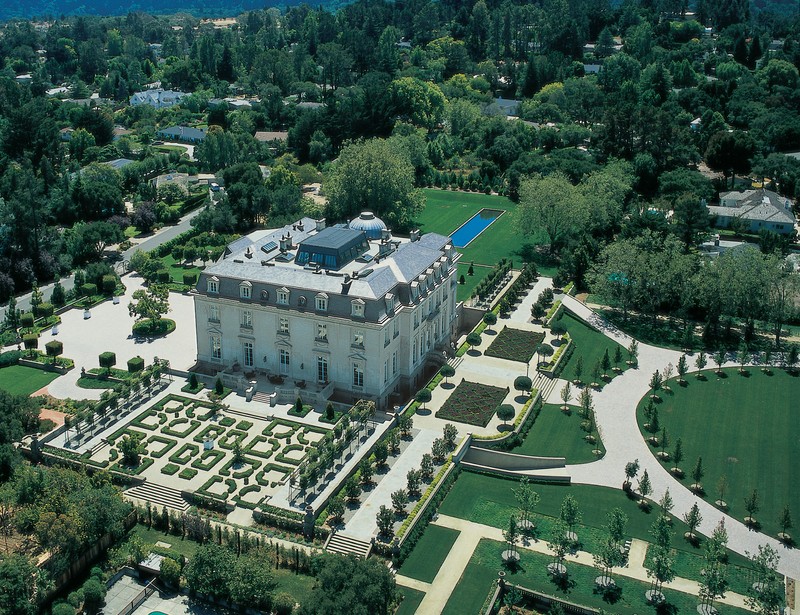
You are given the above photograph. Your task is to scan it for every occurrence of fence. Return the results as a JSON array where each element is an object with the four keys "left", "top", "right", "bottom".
[{"left": 117, "top": 579, "right": 157, "bottom": 615}]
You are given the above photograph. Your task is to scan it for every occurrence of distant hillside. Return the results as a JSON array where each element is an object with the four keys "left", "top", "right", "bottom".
[{"left": 0, "top": 0, "right": 294, "bottom": 21}]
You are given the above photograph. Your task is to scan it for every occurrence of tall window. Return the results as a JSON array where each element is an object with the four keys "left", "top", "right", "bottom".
[
  {"left": 392, "top": 350, "right": 397, "bottom": 375},
  {"left": 209, "top": 305, "right": 220, "bottom": 322},
  {"left": 243, "top": 341, "right": 254, "bottom": 367},
  {"left": 384, "top": 329, "right": 390, "bottom": 346},
  {"left": 317, "top": 356, "right": 328, "bottom": 383},
  {"left": 279, "top": 349, "right": 290, "bottom": 373},
  {"left": 353, "top": 363, "right": 364, "bottom": 387},
  {"left": 240, "top": 284, "right": 252, "bottom": 299},
  {"left": 315, "top": 295, "right": 328, "bottom": 311},
  {"left": 414, "top": 309, "right": 419, "bottom": 329},
  {"left": 207, "top": 279, "right": 218, "bottom": 293},
  {"left": 413, "top": 338, "right": 418, "bottom": 363},
  {"left": 316, "top": 323, "right": 327, "bottom": 340},
  {"left": 211, "top": 336, "right": 221, "bottom": 359},
  {"left": 384, "top": 359, "right": 389, "bottom": 383},
  {"left": 279, "top": 317, "right": 289, "bottom": 334},
  {"left": 241, "top": 310, "right": 252, "bottom": 328},
  {"left": 393, "top": 320, "right": 399, "bottom": 338},
  {"left": 277, "top": 289, "right": 289, "bottom": 305}
]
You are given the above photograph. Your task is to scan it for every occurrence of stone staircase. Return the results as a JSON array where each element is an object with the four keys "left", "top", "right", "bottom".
[
  {"left": 325, "top": 531, "right": 373, "bottom": 558},
  {"left": 126, "top": 482, "right": 190, "bottom": 512},
  {"left": 252, "top": 391, "right": 274, "bottom": 405}
]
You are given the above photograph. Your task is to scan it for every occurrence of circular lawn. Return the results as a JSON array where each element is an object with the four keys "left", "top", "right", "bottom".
[{"left": 636, "top": 367, "right": 799, "bottom": 539}]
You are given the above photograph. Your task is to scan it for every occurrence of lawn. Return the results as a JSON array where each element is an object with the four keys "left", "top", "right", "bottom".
[
  {"left": 485, "top": 327, "right": 545, "bottom": 363},
  {"left": 515, "top": 404, "right": 604, "bottom": 464},
  {"left": 161, "top": 254, "right": 203, "bottom": 286},
  {"left": 0, "top": 365, "right": 59, "bottom": 396},
  {"left": 419, "top": 189, "right": 544, "bottom": 267},
  {"left": 456, "top": 262, "right": 491, "bottom": 302},
  {"left": 398, "top": 525, "right": 460, "bottom": 583},
  {"left": 396, "top": 586, "right": 426, "bottom": 615},
  {"left": 443, "top": 539, "right": 753, "bottom": 615},
  {"left": 557, "top": 310, "right": 629, "bottom": 383},
  {"left": 436, "top": 381, "right": 510, "bottom": 427},
  {"left": 637, "top": 367, "right": 800, "bottom": 538}
]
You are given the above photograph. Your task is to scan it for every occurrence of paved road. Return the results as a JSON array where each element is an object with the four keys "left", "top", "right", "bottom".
[{"left": 1, "top": 207, "right": 203, "bottom": 320}]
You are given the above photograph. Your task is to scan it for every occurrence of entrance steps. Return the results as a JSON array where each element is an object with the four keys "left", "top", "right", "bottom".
[
  {"left": 126, "top": 482, "right": 190, "bottom": 512},
  {"left": 325, "top": 531, "right": 373, "bottom": 559}
]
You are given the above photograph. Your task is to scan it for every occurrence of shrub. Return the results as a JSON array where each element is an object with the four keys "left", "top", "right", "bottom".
[
  {"left": 23, "top": 333, "right": 38, "bottom": 352},
  {"left": 132, "top": 318, "right": 176, "bottom": 337},
  {"left": 37, "top": 302, "right": 54, "bottom": 318},
  {"left": 99, "top": 352, "right": 116, "bottom": 370},
  {"left": 82, "top": 577, "right": 105, "bottom": 614},
  {"left": 157, "top": 269, "right": 170, "bottom": 283},
  {"left": 161, "top": 463, "right": 180, "bottom": 475},
  {"left": 326, "top": 402, "right": 335, "bottom": 421},
  {"left": 183, "top": 272, "right": 197, "bottom": 286},
  {"left": 51, "top": 602, "right": 74, "bottom": 615},
  {"left": 127, "top": 356, "right": 145, "bottom": 373},
  {"left": 101, "top": 275, "right": 116, "bottom": 294},
  {"left": 189, "top": 372, "right": 198, "bottom": 389},
  {"left": 81, "top": 283, "right": 98, "bottom": 297},
  {"left": 273, "top": 592, "right": 295, "bottom": 615},
  {"left": 20, "top": 312, "right": 34, "bottom": 329},
  {"left": 215, "top": 378, "right": 224, "bottom": 395},
  {"left": 45, "top": 340, "right": 63, "bottom": 362},
  {"left": 0, "top": 350, "right": 21, "bottom": 367},
  {"left": 160, "top": 556, "right": 181, "bottom": 588}
]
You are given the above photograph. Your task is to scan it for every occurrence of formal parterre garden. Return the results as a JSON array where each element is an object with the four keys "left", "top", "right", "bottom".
[
  {"left": 68, "top": 394, "right": 329, "bottom": 508},
  {"left": 484, "top": 327, "right": 545, "bottom": 363},
  {"left": 435, "top": 381, "right": 510, "bottom": 427},
  {"left": 636, "top": 367, "right": 800, "bottom": 539}
]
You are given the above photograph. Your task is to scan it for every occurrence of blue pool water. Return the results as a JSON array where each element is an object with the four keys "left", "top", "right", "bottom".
[{"left": 449, "top": 208, "right": 504, "bottom": 248}]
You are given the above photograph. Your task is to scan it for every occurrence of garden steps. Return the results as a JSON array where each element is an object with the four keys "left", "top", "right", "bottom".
[
  {"left": 251, "top": 391, "right": 274, "bottom": 405},
  {"left": 324, "top": 531, "right": 373, "bottom": 558},
  {"left": 126, "top": 482, "right": 190, "bottom": 512},
  {"left": 223, "top": 404, "right": 274, "bottom": 422}
]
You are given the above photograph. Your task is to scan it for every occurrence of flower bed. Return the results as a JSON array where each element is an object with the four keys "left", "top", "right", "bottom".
[
  {"left": 485, "top": 327, "right": 545, "bottom": 363},
  {"left": 191, "top": 449, "right": 226, "bottom": 471},
  {"left": 436, "top": 381, "right": 509, "bottom": 427}
]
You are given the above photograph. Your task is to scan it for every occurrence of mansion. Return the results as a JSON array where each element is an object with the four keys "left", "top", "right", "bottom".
[{"left": 194, "top": 213, "right": 461, "bottom": 409}]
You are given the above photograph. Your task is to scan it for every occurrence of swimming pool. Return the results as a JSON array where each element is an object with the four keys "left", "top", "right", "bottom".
[{"left": 449, "top": 208, "right": 504, "bottom": 248}]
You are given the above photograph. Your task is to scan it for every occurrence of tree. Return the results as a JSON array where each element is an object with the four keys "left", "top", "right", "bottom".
[
  {"left": 325, "top": 139, "right": 424, "bottom": 231},
  {"left": 439, "top": 364, "right": 455, "bottom": 385},
  {"left": 649, "top": 370, "right": 662, "bottom": 398},
  {"left": 590, "top": 360, "right": 602, "bottom": 387},
  {"left": 691, "top": 457, "right": 705, "bottom": 491},
  {"left": 538, "top": 343, "right": 554, "bottom": 369},
  {"left": 503, "top": 515, "right": 519, "bottom": 562},
  {"left": 420, "top": 454, "right": 434, "bottom": 482},
  {"left": 0, "top": 554, "right": 52, "bottom": 615},
  {"left": 128, "top": 284, "right": 170, "bottom": 333},
  {"left": 659, "top": 427, "right": 670, "bottom": 459},
  {"left": 466, "top": 331, "right": 482, "bottom": 350},
  {"left": 514, "top": 376, "right": 532, "bottom": 395},
  {"left": 406, "top": 469, "right": 421, "bottom": 496},
  {"left": 184, "top": 543, "right": 234, "bottom": 600},
  {"left": 483, "top": 311, "right": 497, "bottom": 332},
  {"left": 548, "top": 519, "right": 572, "bottom": 575},
  {"left": 672, "top": 438, "right": 684, "bottom": 475},
  {"left": 560, "top": 382, "right": 572, "bottom": 411},
  {"left": 638, "top": 470, "right": 652, "bottom": 507},
  {"left": 682, "top": 503, "right": 703, "bottom": 544},
  {"left": 677, "top": 355, "right": 688, "bottom": 383},
  {"left": 517, "top": 172, "right": 586, "bottom": 255},
  {"left": 607, "top": 508, "right": 628, "bottom": 548},
  {"left": 624, "top": 459, "right": 640, "bottom": 491},
  {"left": 432, "top": 438, "right": 447, "bottom": 462},
  {"left": 659, "top": 490, "right": 674, "bottom": 521},
  {"left": 376, "top": 505, "right": 395, "bottom": 538},
  {"left": 647, "top": 546, "right": 675, "bottom": 602},
  {"left": 388, "top": 77, "right": 446, "bottom": 130},
  {"left": 300, "top": 553, "right": 397, "bottom": 615},
  {"left": 745, "top": 489, "right": 760, "bottom": 527},
  {"left": 118, "top": 432, "right": 145, "bottom": 466},
  {"left": 414, "top": 388, "right": 431, "bottom": 410},
  {"left": 628, "top": 340, "right": 638, "bottom": 365},
  {"left": 713, "top": 350, "right": 726, "bottom": 373},
  {"left": 613, "top": 346, "right": 623, "bottom": 370},
  {"left": 514, "top": 477, "right": 540, "bottom": 533},
  {"left": 3, "top": 297, "right": 19, "bottom": 333},
  {"left": 67, "top": 221, "right": 125, "bottom": 264},
  {"left": 716, "top": 475, "right": 729, "bottom": 507},
  {"left": 746, "top": 544, "right": 784, "bottom": 615},
  {"left": 359, "top": 458, "right": 373, "bottom": 484},
  {"left": 391, "top": 489, "right": 409, "bottom": 514},
  {"left": 443, "top": 424, "right": 458, "bottom": 449},
  {"left": 594, "top": 535, "right": 624, "bottom": 587},
  {"left": 573, "top": 355, "right": 584, "bottom": 384},
  {"left": 673, "top": 193, "right": 711, "bottom": 247},
  {"left": 705, "top": 130, "right": 757, "bottom": 189},
  {"left": 559, "top": 495, "right": 582, "bottom": 535},
  {"left": 778, "top": 505, "right": 792, "bottom": 542},
  {"left": 45, "top": 340, "right": 63, "bottom": 365},
  {"left": 374, "top": 441, "right": 389, "bottom": 467},
  {"left": 695, "top": 351, "right": 707, "bottom": 375},
  {"left": 496, "top": 404, "right": 515, "bottom": 427},
  {"left": 344, "top": 478, "right": 361, "bottom": 502}
]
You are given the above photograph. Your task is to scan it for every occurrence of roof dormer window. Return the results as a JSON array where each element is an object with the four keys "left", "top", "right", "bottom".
[
  {"left": 240, "top": 280, "right": 252, "bottom": 299},
  {"left": 207, "top": 276, "right": 219, "bottom": 294}
]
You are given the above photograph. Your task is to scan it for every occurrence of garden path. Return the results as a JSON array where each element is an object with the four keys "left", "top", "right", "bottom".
[
  {"left": 507, "top": 277, "right": 554, "bottom": 324},
  {"left": 559, "top": 295, "right": 800, "bottom": 581},
  {"left": 401, "top": 514, "right": 752, "bottom": 614}
]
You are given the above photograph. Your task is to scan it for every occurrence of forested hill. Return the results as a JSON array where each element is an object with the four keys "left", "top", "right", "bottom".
[{"left": 0, "top": 0, "right": 310, "bottom": 21}]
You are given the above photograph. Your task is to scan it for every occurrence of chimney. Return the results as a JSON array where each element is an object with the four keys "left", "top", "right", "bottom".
[
  {"left": 378, "top": 240, "right": 393, "bottom": 257},
  {"left": 316, "top": 218, "right": 326, "bottom": 232},
  {"left": 381, "top": 228, "right": 391, "bottom": 241},
  {"left": 279, "top": 233, "right": 293, "bottom": 252},
  {"left": 297, "top": 222, "right": 304, "bottom": 231},
  {"left": 410, "top": 229, "right": 420, "bottom": 242}
]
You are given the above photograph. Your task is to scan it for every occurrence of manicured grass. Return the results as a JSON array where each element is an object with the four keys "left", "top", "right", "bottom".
[
  {"left": 557, "top": 311, "right": 629, "bottom": 383},
  {"left": 485, "top": 327, "right": 545, "bottom": 363},
  {"left": 419, "top": 189, "right": 543, "bottom": 267},
  {"left": 77, "top": 377, "right": 119, "bottom": 390},
  {"left": 443, "top": 539, "right": 752, "bottom": 615},
  {"left": 436, "top": 381, "right": 509, "bottom": 427},
  {"left": 456, "top": 262, "right": 491, "bottom": 302},
  {"left": 0, "top": 365, "right": 59, "bottom": 396},
  {"left": 398, "top": 525, "right": 460, "bottom": 583},
  {"left": 161, "top": 254, "right": 203, "bottom": 285},
  {"left": 396, "top": 586, "right": 426, "bottom": 615},
  {"left": 515, "top": 404, "right": 604, "bottom": 464},
  {"left": 637, "top": 368, "right": 800, "bottom": 538}
]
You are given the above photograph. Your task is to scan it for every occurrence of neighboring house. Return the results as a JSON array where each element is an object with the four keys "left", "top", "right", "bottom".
[
  {"left": 153, "top": 172, "right": 189, "bottom": 194},
  {"left": 102, "top": 158, "right": 135, "bottom": 171},
  {"left": 707, "top": 189, "right": 797, "bottom": 235},
  {"left": 130, "top": 88, "right": 187, "bottom": 109},
  {"left": 698, "top": 235, "right": 750, "bottom": 258},
  {"left": 254, "top": 131, "right": 289, "bottom": 143},
  {"left": 583, "top": 63, "right": 601, "bottom": 74},
  {"left": 46, "top": 86, "right": 69, "bottom": 97},
  {"left": 194, "top": 213, "right": 460, "bottom": 410},
  {"left": 59, "top": 127, "right": 73, "bottom": 141},
  {"left": 157, "top": 125, "right": 206, "bottom": 143},
  {"left": 488, "top": 97, "right": 521, "bottom": 117}
]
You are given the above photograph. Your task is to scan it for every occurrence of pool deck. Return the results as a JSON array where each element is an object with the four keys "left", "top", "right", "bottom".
[{"left": 104, "top": 571, "right": 224, "bottom": 615}]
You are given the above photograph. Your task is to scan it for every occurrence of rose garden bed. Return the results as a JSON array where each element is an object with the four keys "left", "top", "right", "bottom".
[
  {"left": 484, "top": 327, "right": 545, "bottom": 363},
  {"left": 435, "top": 381, "right": 509, "bottom": 427}
]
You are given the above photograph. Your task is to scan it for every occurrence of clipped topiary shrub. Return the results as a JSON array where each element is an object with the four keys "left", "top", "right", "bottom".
[
  {"left": 183, "top": 272, "right": 197, "bottom": 286},
  {"left": 99, "top": 351, "right": 116, "bottom": 370},
  {"left": 157, "top": 269, "right": 170, "bottom": 283},
  {"left": 20, "top": 312, "right": 34, "bottom": 329},
  {"left": 37, "top": 302, "right": 54, "bottom": 318},
  {"left": 127, "top": 356, "right": 145, "bottom": 373},
  {"left": 82, "top": 283, "right": 98, "bottom": 297},
  {"left": 102, "top": 274, "right": 116, "bottom": 294}
]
